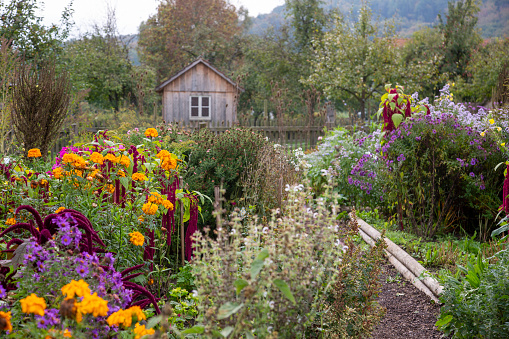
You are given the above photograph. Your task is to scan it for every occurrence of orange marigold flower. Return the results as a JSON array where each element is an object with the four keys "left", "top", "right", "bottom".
[
  {"left": 52, "top": 167, "right": 63, "bottom": 179},
  {"left": 118, "top": 155, "right": 130, "bottom": 168},
  {"left": 147, "top": 192, "right": 163, "bottom": 204},
  {"left": 132, "top": 173, "right": 147, "bottom": 181},
  {"left": 117, "top": 170, "right": 126, "bottom": 177},
  {"left": 0, "top": 311, "right": 12, "bottom": 332},
  {"left": 55, "top": 207, "right": 65, "bottom": 214},
  {"left": 142, "top": 203, "right": 158, "bottom": 215},
  {"left": 156, "top": 150, "right": 170, "bottom": 159},
  {"left": 134, "top": 322, "right": 155, "bottom": 339},
  {"left": 104, "top": 153, "right": 118, "bottom": 163},
  {"left": 138, "top": 215, "right": 144, "bottom": 223},
  {"left": 106, "top": 184, "right": 115, "bottom": 193},
  {"left": 162, "top": 200, "right": 174, "bottom": 211},
  {"left": 90, "top": 152, "right": 104, "bottom": 164},
  {"left": 144, "top": 128, "right": 158, "bottom": 138},
  {"left": 107, "top": 306, "right": 146, "bottom": 328},
  {"left": 78, "top": 292, "right": 108, "bottom": 318},
  {"left": 5, "top": 218, "right": 16, "bottom": 226},
  {"left": 63, "top": 329, "right": 72, "bottom": 338},
  {"left": 161, "top": 157, "right": 177, "bottom": 171},
  {"left": 20, "top": 293, "right": 46, "bottom": 316},
  {"left": 129, "top": 231, "right": 145, "bottom": 246},
  {"left": 27, "top": 148, "right": 42, "bottom": 158},
  {"left": 61, "top": 280, "right": 91, "bottom": 300}
]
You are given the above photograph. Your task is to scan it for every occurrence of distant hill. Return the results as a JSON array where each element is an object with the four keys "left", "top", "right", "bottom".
[{"left": 248, "top": 0, "right": 509, "bottom": 38}]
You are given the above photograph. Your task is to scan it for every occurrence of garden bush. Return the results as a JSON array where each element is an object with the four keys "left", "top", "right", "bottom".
[
  {"left": 186, "top": 185, "right": 386, "bottom": 338},
  {"left": 437, "top": 249, "right": 509, "bottom": 338}
]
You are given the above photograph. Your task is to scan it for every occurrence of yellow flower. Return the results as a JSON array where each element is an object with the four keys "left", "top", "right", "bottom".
[
  {"left": 117, "top": 170, "right": 126, "bottom": 177},
  {"left": 27, "top": 148, "right": 42, "bottom": 158},
  {"left": 142, "top": 203, "right": 158, "bottom": 215},
  {"left": 129, "top": 231, "right": 145, "bottom": 246},
  {"left": 480, "top": 131, "right": 485, "bottom": 137},
  {"left": 61, "top": 280, "right": 91, "bottom": 300},
  {"left": 5, "top": 218, "right": 16, "bottom": 226},
  {"left": 0, "top": 311, "right": 12, "bottom": 332},
  {"left": 489, "top": 119, "right": 495, "bottom": 125},
  {"left": 63, "top": 329, "right": 72, "bottom": 338},
  {"left": 118, "top": 155, "right": 130, "bottom": 168},
  {"left": 104, "top": 153, "right": 118, "bottom": 163},
  {"left": 134, "top": 322, "right": 155, "bottom": 339},
  {"left": 90, "top": 152, "right": 104, "bottom": 164},
  {"left": 138, "top": 215, "right": 144, "bottom": 223},
  {"left": 78, "top": 292, "right": 108, "bottom": 317},
  {"left": 132, "top": 173, "right": 148, "bottom": 181},
  {"left": 497, "top": 127, "right": 502, "bottom": 132},
  {"left": 62, "top": 153, "right": 87, "bottom": 168},
  {"left": 162, "top": 200, "right": 174, "bottom": 211},
  {"left": 20, "top": 294, "right": 46, "bottom": 316},
  {"left": 145, "top": 128, "right": 158, "bottom": 138},
  {"left": 55, "top": 207, "right": 65, "bottom": 214}
]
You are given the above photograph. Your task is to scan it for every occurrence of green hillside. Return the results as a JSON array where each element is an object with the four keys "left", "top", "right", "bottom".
[{"left": 248, "top": 0, "right": 509, "bottom": 38}]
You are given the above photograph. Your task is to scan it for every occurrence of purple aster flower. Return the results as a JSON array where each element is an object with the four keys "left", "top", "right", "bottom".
[
  {"left": 61, "top": 234, "right": 72, "bottom": 247},
  {"left": 348, "top": 177, "right": 354, "bottom": 185},
  {"left": 470, "top": 158, "right": 477, "bottom": 165},
  {"left": 76, "top": 264, "right": 90, "bottom": 278},
  {"left": 0, "top": 285, "right": 6, "bottom": 298},
  {"left": 470, "top": 172, "right": 475, "bottom": 178},
  {"left": 35, "top": 308, "right": 60, "bottom": 329},
  {"left": 480, "top": 184, "right": 485, "bottom": 190},
  {"left": 397, "top": 154, "right": 406, "bottom": 162}
]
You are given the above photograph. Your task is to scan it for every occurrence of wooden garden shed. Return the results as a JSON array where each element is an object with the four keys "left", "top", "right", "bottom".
[{"left": 155, "top": 58, "right": 243, "bottom": 125}]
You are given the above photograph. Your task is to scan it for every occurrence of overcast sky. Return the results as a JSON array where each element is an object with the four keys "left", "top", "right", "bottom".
[{"left": 31, "top": 0, "right": 285, "bottom": 37}]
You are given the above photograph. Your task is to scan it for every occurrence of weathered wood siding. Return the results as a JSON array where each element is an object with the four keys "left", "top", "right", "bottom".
[{"left": 162, "top": 63, "right": 237, "bottom": 124}]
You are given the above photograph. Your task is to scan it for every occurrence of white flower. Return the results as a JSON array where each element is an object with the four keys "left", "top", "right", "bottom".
[
  {"left": 268, "top": 326, "right": 273, "bottom": 333},
  {"left": 268, "top": 301, "right": 275, "bottom": 309},
  {"left": 192, "top": 290, "right": 198, "bottom": 297},
  {"left": 307, "top": 208, "right": 312, "bottom": 214},
  {"left": 285, "top": 184, "right": 290, "bottom": 192},
  {"left": 230, "top": 228, "right": 236, "bottom": 235},
  {"left": 263, "top": 291, "right": 268, "bottom": 297},
  {"left": 320, "top": 169, "right": 328, "bottom": 176},
  {"left": 313, "top": 212, "right": 318, "bottom": 219},
  {"left": 262, "top": 227, "right": 269, "bottom": 234}
]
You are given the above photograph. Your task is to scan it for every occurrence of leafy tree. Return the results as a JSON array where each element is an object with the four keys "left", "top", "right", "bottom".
[
  {"left": 285, "top": 0, "right": 326, "bottom": 52},
  {"left": 0, "top": 0, "right": 73, "bottom": 62},
  {"left": 437, "top": 0, "right": 482, "bottom": 79},
  {"left": 0, "top": 37, "right": 19, "bottom": 154},
  {"left": 62, "top": 8, "right": 136, "bottom": 111},
  {"left": 307, "top": 4, "right": 401, "bottom": 119},
  {"left": 137, "top": 0, "right": 243, "bottom": 83},
  {"left": 455, "top": 38, "right": 509, "bottom": 103}
]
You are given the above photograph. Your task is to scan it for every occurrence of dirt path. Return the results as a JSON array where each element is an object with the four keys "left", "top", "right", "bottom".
[{"left": 370, "top": 262, "right": 448, "bottom": 339}]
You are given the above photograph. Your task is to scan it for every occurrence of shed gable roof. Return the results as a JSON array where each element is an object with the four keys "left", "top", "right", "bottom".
[{"left": 155, "top": 57, "right": 243, "bottom": 93}]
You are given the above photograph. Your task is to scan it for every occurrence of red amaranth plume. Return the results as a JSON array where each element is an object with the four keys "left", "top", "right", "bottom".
[
  {"left": 185, "top": 196, "right": 199, "bottom": 262},
  {"left": 500, "top": 164, "right": 509, "bottom": 214}
]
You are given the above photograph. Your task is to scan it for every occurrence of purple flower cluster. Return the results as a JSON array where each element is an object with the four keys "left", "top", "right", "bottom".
[
  {"left": 35, "top": 308, "right": 60, "bottom": 329},
  {"left": 54, "top": 213, "right": 82, "bottom": 249}
]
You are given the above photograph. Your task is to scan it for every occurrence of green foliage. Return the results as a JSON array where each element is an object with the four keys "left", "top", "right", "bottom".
[
  {"left": 437, "top": 0, "right": 482, "bottom": 80},
  {"left": 170, "top": 264, "right": 196, "bottom": 293},
  {"left": 183, "top": 127, "right": 272, "bottom": 227},
  {"left": 380, "top": 111, "right": 505, "bottom": 237},
  {"left": 307, "top": 4, "right": 403, "bottom": 119},
  {"left": 0, "top": 0, "right": 73, "bottom": 62},
  {"left": 437, "top": 249, "right": 509, "bottom": 338},
  {"left": 188, "top": 186, "right": 385, "bottom": 338},
  {"left": 455, "top": 38, "right": 509, "bottom": 103}
]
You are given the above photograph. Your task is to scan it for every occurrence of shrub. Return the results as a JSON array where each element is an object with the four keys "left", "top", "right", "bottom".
[
  {"left": 379, "top": 111, "right": 505, "bottom": 237},
  {"left": 11, "top": 60, "right": 71, "bottom": 157},
  {"left": 437, "top": 249, "right": 509, "bottom": 338},
  {"left": 186, "top": 185, "right": 386, "bottom": 338}
]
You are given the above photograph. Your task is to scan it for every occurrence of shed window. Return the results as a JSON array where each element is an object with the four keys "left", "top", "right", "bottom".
[{"left": 189, "top": 96, "right": 211, "bottom": 120}]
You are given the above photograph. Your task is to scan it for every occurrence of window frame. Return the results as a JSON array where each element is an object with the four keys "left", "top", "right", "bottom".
[{"left": 189, "top": 95, "right": 212, "bottom": 121}]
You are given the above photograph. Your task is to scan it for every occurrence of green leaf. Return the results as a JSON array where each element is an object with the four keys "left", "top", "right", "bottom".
[
  {"left": 250, "top": 259, "right": 265, "bottom": 280},
  {"left": 245, "top": 331, "right": 255, "bottom": 339},
  {"left": 220, "top": 326, "right": 234, "bottom": 337},
  {"left": 119, "top": 176, "right": 129, "bottom": 190},
  {"left": 435, "top": 315, "right": 453, "bottom": 328},
  {"left": 146, "top": 315, "right": 162, "bottom": 329},
  {"left": 217, "top": 302, "right": 243, "bottom": 320},
  {"left": 492, "top": 224, "right": 509, "bottom": 237},
  {"left": 256, "top": 248, "right": 269, "bottom": 261},
  {"left": 392, "top": 113, "right": 403, "bottom": 128},
  {"left": 182, "top": 325, "right": 205, "bottom": 334},
  {"left": 273, "top": 279, "right": 296, "bottom": 305},
  {"left": 385, "top": 83, "right": 392, "bottom": 91},
  {"left": 389, "top": 102, "right": 396, "bottom": 110},
  {"left": 234, "top": 279, "right": 249, "bottom": 296}
]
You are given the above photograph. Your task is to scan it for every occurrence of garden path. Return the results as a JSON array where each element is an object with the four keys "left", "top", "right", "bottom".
[{"left": 370, "top": 263, "right": 449, "bottom": 338}]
